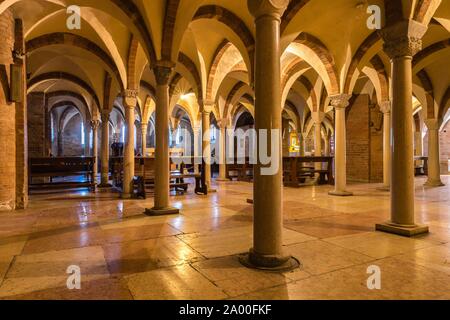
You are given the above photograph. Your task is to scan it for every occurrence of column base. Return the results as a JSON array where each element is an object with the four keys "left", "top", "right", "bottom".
[
  {"left": 424, "top": 179, "right": 445, "bottom": 187},
  {"left": 376, "top": 221, "right": 429, "bottom": 237},
  {"left": 376, "top": 186, "right": 390, "bottom": 192},
  {"left": 215, "top": 178, "right": 229, "bottom": 182},
  {"left": 239, "top": 249, "right": 300, "bottom": 272},
  {"left": 98, "top": 183, "right": 112, "bottom": 189},
  {"left": 145, "top": 207, "right": 180, "bottom": 216},
  {"left": 120, "top": 193, "right": 132, "bottom": 199},
  {"left": 328, "top": 190, "right": 353, "bottom": 197}
]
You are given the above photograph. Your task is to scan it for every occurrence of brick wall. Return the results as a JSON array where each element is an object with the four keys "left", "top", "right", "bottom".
[
  {"left": 346, "top": 94, "right": 383, "bottom": 183},
  {"left": 0, "top": 9, "right": 17, "bottom": 210},
  {"left": 440, "top": 121, "right": 450, "bottom": 174},
  {"left": 27, "top": 92, "right": 46, "bottom": 157}
]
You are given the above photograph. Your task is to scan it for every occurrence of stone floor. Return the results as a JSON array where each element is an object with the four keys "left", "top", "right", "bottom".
[{"left": 0, "top": 176, "right": 449, "bottom": 300}]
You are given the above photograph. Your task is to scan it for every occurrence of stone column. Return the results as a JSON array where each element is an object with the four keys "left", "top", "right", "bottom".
[
  {"left": 193, "top": 125, "right": 201, "bottom": 174},
  {"left": 146, "top": 62, "right": 179, "bottom": 216},
  {"left": 329, "top": 94, "right": 353, "bottom": 196},
  {"left": 141, "top": 123, "right": 148, "bottom": 156},
  {"left": 99, "top": 111, "right": 111, "bottom": 187},
  {"left": 122, "top": 90, "right": 137, "bottom": 198},
  {"left": 376, "top": 20, "right": 429, "bottom": 236},
  {"left": 242, "top": 0, "right": 296, "bottom": 270},
  {"left": 282, "top": 118, "right": 290, "bottom": 156},
  {"left": 380, "top": 101, "right": 391, "bottom": 190},
  {"left": 313, "top": 121, "right": 322, "bottom": 157},
  {"left": 324, "top": 133, "right": 331, "bottom": 156},
  {"left": 90, "top": 120, "right": 100, "bottom": 184},
  {"left": 300, "top": 132, "right": 307, "bottom": 156},
  {"left": 217, "top": 120, "right": 228, "bottom": 181},
  {"left": 57, "top": 130, "right": 63, "bottom": 156},
  {"left": 424, "top": 119, "right": 444, "bottom": 187},
  {"left": 202, "top": 108, "right": 212, "bottom": 188}
]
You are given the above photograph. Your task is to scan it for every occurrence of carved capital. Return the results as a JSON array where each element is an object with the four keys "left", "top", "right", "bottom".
[
  {"left": 379, "top": 101, "right": 391, "bottom": 114},
  {"left": 203, "top": 102, "right": 214, "bottom": 113},
  {"left": 154, "top": 60, "right": 175, "bottom": 86},
  {"left": 424, "top": 118, "right": 440, "bottom": 131},
  {"left": 248, "top": 0, "right": 289, "bottom": 20},
  {"left": 380, "top": 20, "right": 428, "bottom": 59},
  {"left": 329, "top": 94, "right": 352, "bottom": 109},
  {"left": 123, "top": 89, "right": 138, "bottom": 108},
  {"left": 101, "top": 112, "right": 110, "bottom": 123},
  {"left": 312, "top": 112, "right": 325, "bottom": 124},
  {"left": 90, "top": 120, "right": 100, "bottom": 130}
]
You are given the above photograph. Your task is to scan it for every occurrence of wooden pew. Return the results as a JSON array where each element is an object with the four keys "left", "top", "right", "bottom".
[
  {"left": 226, "top": 158, "right": 254, "bottom": 181},
  {"left": 28, "top": 157, "right": 95, "bottom": 192},
  {"left": 283, "top": 156, "right": 334, "bottom": 187},
  {"left": 111, "top": 157, "right": 206, "bottom": 198},
  {"left": 414, "top": 156, "right": 429, "bottom": 176}
]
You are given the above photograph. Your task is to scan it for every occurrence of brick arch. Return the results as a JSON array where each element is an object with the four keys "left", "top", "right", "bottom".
[
  {"left": 440, "top": 87, "right": 450, "bottom": 120},
  {"left": 140, "top": 80, "right": 156, "bottom": 100},
  {"left": 193, "top": 5, "right": 255, "bottom": 82},
  {"left": 162, "top": 0, "right": 181, "bottom": 61},
  {"left": 413, "top": 39, "right": 450, "bottom": 69},
  {"left": 416, "top": 69, "right": 436, "bottom": 119},
  {"left": 224, "top": 81, "right": 254, "bottom": 121},
  {"left": 127, "top": 36, "right": 140, "bottom": 91},
  {"left": 111, "top": 0, "right": 157, "bottom": 65},
  {"left": 280, "top": 0, "right": 311, "bottom": 34},
  {"left": 26, "top": 32, "right": 124, "bottom": 91},
  {"left": 294, "top": 33, "right": 339, "bottom": 95},
  {"left": 169, "top": 73, "right": 183, "bottom": 98},
  {"left": 206, "top": 40, "right": 232, "bottom": 102},
  {"left": 369, "top": 54, "right": 389, "bottom": 103},
  {"left": 298, "top": 76, "right": 318, "bottom": 112},
  {"left": 28, "top": 72, "right": 100, "bottom": 109},
  {"left": 384, "top": 0, "right": 404, "bottom": 26},
  {"left": 177, "top": 52, "right": 203, "bottom": 104},
  {"left": 414, "top": 0, "right": 440, "bottom": 24},
  {"left": 46, "top": 90, "right": 91, "bottom": 118},
  {"left": 344, "top": 32, "right": 382, "bottom": 95},
  {"left": 53, "top": 101, "right": 83, "bottom": 133}
]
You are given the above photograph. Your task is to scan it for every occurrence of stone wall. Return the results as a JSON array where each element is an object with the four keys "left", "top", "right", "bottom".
[
  {"left": 27, "top": 92, "right": 46, "bottom": 157},
  {"left": 62, "top": 114, "right": 84, "bottom": 156}
]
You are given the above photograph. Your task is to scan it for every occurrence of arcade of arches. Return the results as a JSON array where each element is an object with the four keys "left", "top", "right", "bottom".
[{"left": 0, "top": 0, "right": 449, "bottom": 300}]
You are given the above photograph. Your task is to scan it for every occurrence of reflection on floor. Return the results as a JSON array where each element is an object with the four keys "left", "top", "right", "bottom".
[{"left": 0, "top": 176, "right": 449, "bottom": 300}]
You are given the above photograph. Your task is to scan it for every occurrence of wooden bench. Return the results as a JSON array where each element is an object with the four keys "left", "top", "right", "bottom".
[
  {"left": 414, "top": 156, "right": 428, "bottom": 176},
  {"left": 283, "top": 156, "right": 334, "bottom": 187},
  {"left": 226, "top": 158, "right": 254, "bottom": 182},
  {"left": 28, "top": 157, "right": 95, "bottom": 192},
  {"left": 111, "top": 157, "right": 207, "bottom": 198}
]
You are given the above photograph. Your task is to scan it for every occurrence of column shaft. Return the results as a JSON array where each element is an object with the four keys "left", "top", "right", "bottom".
[
  {"left": 246, "top": 0, "right": 292, "bottom": 269},
  {"left": 425, "top": 120, "right": 444, "bottom": 187},
  {"left": 146, "top": 63, "right": 179, "bottom": 215},
  {"left": 100, "top": 112, "right": 111, "bottom": 187},
  {"left": 141, "top": 124, "right": 148, "bottom": 156},
  {"left": 217, "top": 124, "right": 227, "bottom": 181},
  {"left": 202, "top": 111, "right": 212, "bottom": 186},
  {"left": 122, "top": 101, "right": 136, "bottom": 198}
]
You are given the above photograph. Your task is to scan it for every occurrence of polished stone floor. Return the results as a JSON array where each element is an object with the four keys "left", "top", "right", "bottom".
[{"left": 0, "top": 176, "right": 449, "bottom": 300}]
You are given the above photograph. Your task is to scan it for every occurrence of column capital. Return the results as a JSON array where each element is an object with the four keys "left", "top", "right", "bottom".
[
  {"left": 312, "top": 112, "right": 325, "bottom": 124},
  {"left": 248, "top": 0, "right": 289, "bottom": 20},
  {"left": 379, "top": 101, "right": 391, "bottom": 114},
  {"left": 100, "top": 111, "right": 110, "bottom": 123},
  {"left": 329, "top": 94, "right": 352, "bottom": 109},
  {"left": 380, "top": 20, "right": 428, "bottom": 59},
  {"left": 217, "top": 118, "right": 228, "bottom": 129},
  {"left": 154, "top": 60, "right": 175, "bottom": 86},
  {"left": 424, "top": 118, "right": 441, "bottom": 131},
  {"left": 123, "top": 89, "right": 138, "bottom": 108},
  {"left": 90, "top": 120, "right": 100, "bottom": 130},
  {"left": 202, "top": 100, "right": 215, "bottom": 113}
]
